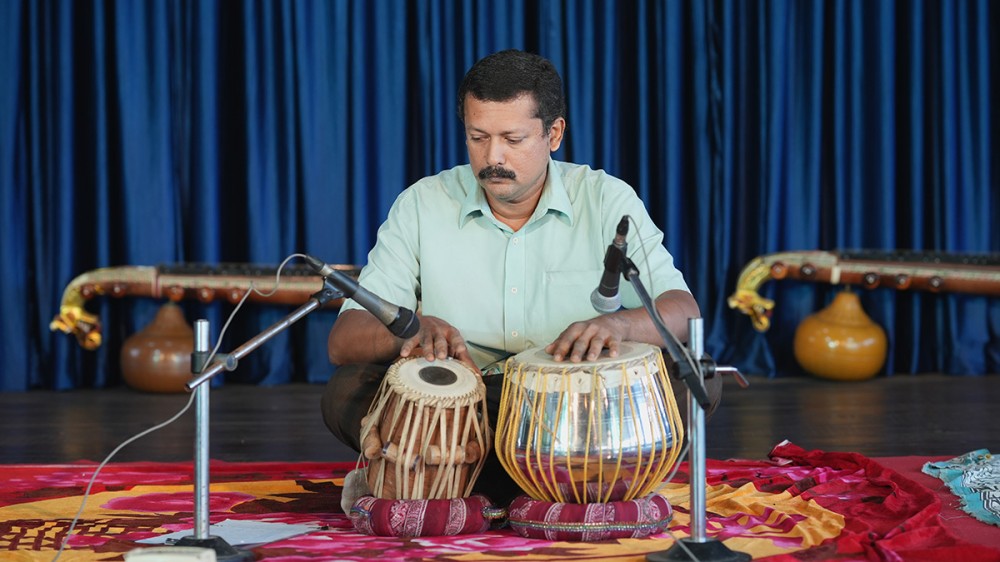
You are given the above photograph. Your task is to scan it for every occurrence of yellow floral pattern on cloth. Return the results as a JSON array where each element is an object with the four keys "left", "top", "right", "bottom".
[{"left": 657, "top": 481, "right": 845, "bottom": 558}]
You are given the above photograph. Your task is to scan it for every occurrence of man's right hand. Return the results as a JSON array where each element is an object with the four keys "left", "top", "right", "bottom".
[{"left": 399, "top": 315, "right": 478, "bottom": 372}]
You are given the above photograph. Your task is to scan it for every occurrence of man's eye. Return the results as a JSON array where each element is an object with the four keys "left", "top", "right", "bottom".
[{"left": 507, "top": 138, "right": 523, "bottom": 145}]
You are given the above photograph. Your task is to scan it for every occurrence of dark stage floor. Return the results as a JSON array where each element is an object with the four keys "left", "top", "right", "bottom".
[{"left": 3, "top": 373, "right": 998, "bottom": 466}]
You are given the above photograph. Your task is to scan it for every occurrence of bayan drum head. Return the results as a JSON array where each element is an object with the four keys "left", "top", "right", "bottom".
[
  {"left": 387, "top": 356, "right": 483, "bottom": 403},
  {"left": 511, "top": 340, "right": 656, "bottom": 368},
  {"left": 507, "top": 341, "right": 663, "bottom": 391}
]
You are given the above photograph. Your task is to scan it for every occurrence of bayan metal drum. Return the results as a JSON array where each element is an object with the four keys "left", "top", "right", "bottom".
[
  {"left": 496, "top": 342, "right": 683, "bottom": 503},
  {"left": 360, "top": 356, "right": 490, "bottom": 500}
]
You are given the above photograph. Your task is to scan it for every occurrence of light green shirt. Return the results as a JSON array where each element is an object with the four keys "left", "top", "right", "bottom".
[{"left": 342, "top": 159, "right": 691, "bottom": 369}]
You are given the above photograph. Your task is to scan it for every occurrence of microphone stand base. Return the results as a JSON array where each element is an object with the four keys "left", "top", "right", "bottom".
[
  {"left": 646, "top": 538, "right": 751, "bottom": 562},
  {"left": 173, "top": 536, "right": 254, "bottom": 562}
]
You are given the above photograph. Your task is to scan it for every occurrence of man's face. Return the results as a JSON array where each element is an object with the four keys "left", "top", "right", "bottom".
[{"left": 463, "top": 94, "right": 565, "bottom": 207}]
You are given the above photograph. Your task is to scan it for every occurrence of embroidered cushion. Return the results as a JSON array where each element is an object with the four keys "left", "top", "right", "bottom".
[
  {"left": 507, "top": 493, "right": 673, "bottom": 541},
  {"left": 350, "top": 494, "right": 504, "bottom": 537}
]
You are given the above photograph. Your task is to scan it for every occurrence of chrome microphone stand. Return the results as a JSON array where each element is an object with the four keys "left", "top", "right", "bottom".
[
  {"left": 173, "top": 318, "right": 253, "bottom": 561},
  {"left": 174, "top": 280, "right": 343, "bottom": 560},
  {"left": 618, "top": 258, "right": 750, "bottom": 562},
  {"left": 646, "top": 318, "right": 750, "bottom": 562}
]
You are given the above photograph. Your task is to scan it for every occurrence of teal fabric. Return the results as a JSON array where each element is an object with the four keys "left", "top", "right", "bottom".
[
  {"left": 341, "top": 159, "right": 690, "bottom": 369},
  {"left": 923, "top": 449, "right": 1000, "bottom": 527}
]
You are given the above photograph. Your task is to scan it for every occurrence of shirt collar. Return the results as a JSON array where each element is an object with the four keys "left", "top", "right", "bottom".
[{"left": 459, "top": 159, "right": 574, "bottom": 229}]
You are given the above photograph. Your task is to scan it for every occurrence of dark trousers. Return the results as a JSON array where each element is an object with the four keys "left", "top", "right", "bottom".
[{"left": 320, "top": 360, "right": 722, "bottom": 507}]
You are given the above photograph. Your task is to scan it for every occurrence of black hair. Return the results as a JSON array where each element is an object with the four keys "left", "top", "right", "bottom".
[{"left": 457, "top": 49, "right": 566, "bottom": 132}]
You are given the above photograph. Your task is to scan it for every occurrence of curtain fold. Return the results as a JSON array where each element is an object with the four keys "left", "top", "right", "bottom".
[
  {"left": 2, "top": 0, "right": 996, "bottom": 391},
  {"left": 1, "top": 0, "right": 28, "bottom": 391}
]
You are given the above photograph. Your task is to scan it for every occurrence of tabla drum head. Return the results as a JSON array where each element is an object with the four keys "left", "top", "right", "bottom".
[{"left": 388, "top": 356, "right": 482, "bottom": 400}]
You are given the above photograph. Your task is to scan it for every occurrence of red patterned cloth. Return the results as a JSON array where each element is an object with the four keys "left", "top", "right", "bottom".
[
  {"left": 349, "top": 494, "right": 504, "bottom": 537},
  {"left": 507, "top": 493, "right": 673, "bottom": 541},
  {"left": 3, "top": 449, "right": 1000, "bottom": 560}
]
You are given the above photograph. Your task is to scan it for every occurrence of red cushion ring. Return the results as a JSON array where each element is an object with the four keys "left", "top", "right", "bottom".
[
  {"left": 507, "top": 494, "right": 673, "bottom": 541},
  {"left": 350, "top": 494, "right": 505, "bottom": 537}
]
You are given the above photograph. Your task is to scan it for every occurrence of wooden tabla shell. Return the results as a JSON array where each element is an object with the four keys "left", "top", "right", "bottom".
[
  {"left": 360, "top": 357, "right": 490, "bottom": 500},
  {"left": 496, "top": 342, "right": 684, "bottom": 503}
]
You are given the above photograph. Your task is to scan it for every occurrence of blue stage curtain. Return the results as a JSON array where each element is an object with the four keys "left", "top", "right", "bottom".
[
  {"left": 702, "top": 0, "right": 999, "bottom": 377},
  {"left": 1, "top": 0, "right": 996, "bottom": 391}
]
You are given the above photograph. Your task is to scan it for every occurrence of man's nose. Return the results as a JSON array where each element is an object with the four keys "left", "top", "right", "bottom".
[{"left": 486, "top": 139, "right": 507, "bottom": 166}]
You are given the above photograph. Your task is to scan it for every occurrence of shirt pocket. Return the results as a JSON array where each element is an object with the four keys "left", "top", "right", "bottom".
[
  {"left": 539, "top": 269, "right": 605, "bottom": 333},
  {"left": 544, "top": 269, "right": 604, "bottom": 288}
]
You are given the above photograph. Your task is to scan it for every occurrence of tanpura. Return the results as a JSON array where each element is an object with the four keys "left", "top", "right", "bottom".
[
  {"left": 51, "top": 262, "right": 359, "bottom": 392},
  {"left": 728, "top": 250, "right": 1000, "bottom": 380}
]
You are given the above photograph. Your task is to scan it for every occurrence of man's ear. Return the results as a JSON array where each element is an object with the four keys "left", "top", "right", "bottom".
[{"left": 547, "top": 117, "right": 566, "bottom": 152}]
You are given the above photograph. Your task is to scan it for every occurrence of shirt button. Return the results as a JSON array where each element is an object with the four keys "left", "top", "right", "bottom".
[
  {"left": 512, "top": 237, "right": 519, "bottom": 245},
  {"left": 511, "top": 287, "right": 518, "bottom": 294},
  {"left": 512, "top": 330, "right": 519, "bottom": 337}
]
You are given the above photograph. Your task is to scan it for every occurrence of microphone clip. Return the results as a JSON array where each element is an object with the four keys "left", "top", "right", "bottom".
[
  {"left": 665, "top": 356, "right": 713, "bottom": 410},
  {"left": 312, "top": 278, "right": 346, "bottom": 307}
]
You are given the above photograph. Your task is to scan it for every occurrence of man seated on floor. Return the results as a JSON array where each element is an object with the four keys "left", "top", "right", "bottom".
[{"left": 321, "top": 49, "right": 722, "bottom": 506}]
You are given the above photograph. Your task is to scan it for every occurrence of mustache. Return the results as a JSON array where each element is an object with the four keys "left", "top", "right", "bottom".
[{"left": 478, "top": 166, "right": 516, "bottom": 180}]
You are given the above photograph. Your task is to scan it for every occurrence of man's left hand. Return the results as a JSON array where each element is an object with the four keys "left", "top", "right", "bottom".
[{"left": 544, "top": 314, "right": 628, "bottom": 362}]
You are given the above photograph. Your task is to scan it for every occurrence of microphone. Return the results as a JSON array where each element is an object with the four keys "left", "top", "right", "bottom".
[
  {"left": 304, "top": 255, "right": 420, "bottom": 338},
  {"left": 591, "top": 215, "right": 630, "bottom": 314}
]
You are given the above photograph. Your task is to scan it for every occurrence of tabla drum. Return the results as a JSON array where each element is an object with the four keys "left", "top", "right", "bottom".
[
  {"left": 360, "top": 356, "right": 491, "bottom": 500},
  {"left": 496, "top": 342, "right": 683, "bottom": 504}
]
